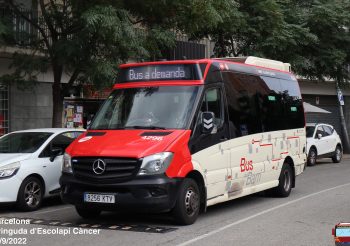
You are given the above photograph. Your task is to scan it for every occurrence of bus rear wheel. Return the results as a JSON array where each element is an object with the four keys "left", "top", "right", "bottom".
[
  {"left": 271, "top": 163, "right": 293, "bottom": 197},
  {"left": 172, "top": 178, "right": 200, "bottom": 225}
]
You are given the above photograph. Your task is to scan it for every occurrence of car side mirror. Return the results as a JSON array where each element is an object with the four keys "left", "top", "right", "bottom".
[
  {"left": 317, "top": 133, "right": 322, "bottom": 139},
  {"left": 50, "top": 147, "right": 63, "bottom": 162},
  {"left": 201, "top": 112, "right": 217, "bottom": 134}
]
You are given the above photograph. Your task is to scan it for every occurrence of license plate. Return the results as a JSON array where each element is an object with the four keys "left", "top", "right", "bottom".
[{"left": 84, "top": 193, "right": 115, "bottom": 204}]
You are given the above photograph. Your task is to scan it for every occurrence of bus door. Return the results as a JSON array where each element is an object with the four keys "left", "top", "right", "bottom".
[{"left": 190, "top": 86, "right": 230, "bottom": 200}]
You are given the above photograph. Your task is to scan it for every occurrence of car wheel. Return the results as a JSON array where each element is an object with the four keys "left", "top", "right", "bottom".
[
  {"left": 17, "top": 176, "right": 44, "bottom": 211},
  {"left": 332, "top": 145, "right": 342, "bottom": 163},
  {"left": 75, "top": 206, "right": 101, "bottom": 219},
  {"left": 307, "top": 148, "right": 317, "bottom": 166},
  {"left": 270, "top": 163, "right": 293, "bottom": 197},
  {"left": 172, "top": 178, "right": 200, "bottom": 225}
]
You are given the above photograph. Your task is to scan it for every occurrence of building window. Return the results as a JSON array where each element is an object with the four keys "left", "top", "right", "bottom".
[{"left": 0, "top": 82, "right": 9, "bottom": 136}]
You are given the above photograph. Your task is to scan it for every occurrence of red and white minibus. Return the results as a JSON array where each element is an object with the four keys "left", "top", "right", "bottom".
[{"left": 60, "top": 57, "right": 306, "bottom": 224}]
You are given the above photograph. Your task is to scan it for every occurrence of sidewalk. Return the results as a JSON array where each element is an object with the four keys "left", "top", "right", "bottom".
[{"left": 343, "top": 154, "right": 350, "bottom": 160}]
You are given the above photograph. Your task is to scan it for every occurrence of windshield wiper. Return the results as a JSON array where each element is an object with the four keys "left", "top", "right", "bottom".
[{"left": 125, "top": 125, "right": 167, "bottom": 130}]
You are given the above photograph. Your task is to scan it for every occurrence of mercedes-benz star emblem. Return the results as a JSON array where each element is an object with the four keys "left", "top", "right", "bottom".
[{"left": 92, "top": 159, "right": 106, "bottom": 175}]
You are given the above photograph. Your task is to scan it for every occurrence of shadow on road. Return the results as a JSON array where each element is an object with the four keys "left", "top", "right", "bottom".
[{"left": 0, "top": 196, "right": 63, "bottom": 214}]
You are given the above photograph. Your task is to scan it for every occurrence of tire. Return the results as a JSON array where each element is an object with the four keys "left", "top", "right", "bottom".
[
  {"left": 75, "top": 206, "right": 101, "bottom": 219},
  {"left": 271, "top": 163, "right": 293, "bottom": 197},
  {"left": 332, "top": 145, "right": 342, "bottom": 163},
  {"left": 17, "top": 176, "right": 44, "bottom": 211},
  {"left": 172, "top": 178, "right": 200, "bottom": 225},
  {"left": 307, "top": 148, "right": 317, "bottom": 166}
]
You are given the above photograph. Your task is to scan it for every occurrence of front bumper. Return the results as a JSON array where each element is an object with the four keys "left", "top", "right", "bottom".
[
  {"left": 60, "top": 174, "right": 182, "bottom": 213},
  {"left": 0, "top": 176, "right": 22, "bottom": 203}
]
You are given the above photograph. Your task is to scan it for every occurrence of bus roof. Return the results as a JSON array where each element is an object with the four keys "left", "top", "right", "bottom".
[
  {"left": 119, "top": 57, "right": 292, "bottom": 74},
  {"left": 115, "top": 57, "right": 296, "bottom": 88}
]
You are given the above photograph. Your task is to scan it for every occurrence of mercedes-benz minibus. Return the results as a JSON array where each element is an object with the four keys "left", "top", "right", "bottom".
[{"left": 60, "top": 56, "right": 306, "bottom": 225}]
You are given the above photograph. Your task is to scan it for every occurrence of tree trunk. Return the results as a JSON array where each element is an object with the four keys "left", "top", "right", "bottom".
[
  {"left": 51, "top": 64, "right": 63, "bottom": 127},
  {"left": 52, "top": 82, "right": 63, "bottom": 127},
  {"left": 217, "top": 33, "right": 226, "bottom": 58}
]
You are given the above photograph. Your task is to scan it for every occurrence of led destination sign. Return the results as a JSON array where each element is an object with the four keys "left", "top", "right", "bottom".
[
  {"left": 129, "top": 66, "right": 186, "bottom": 80},
  {"left": 118, "top": 64, "right": 201, "bottom": 82}
]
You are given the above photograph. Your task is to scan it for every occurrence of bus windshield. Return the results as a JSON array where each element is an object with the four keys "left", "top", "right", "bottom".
[
  {"left": 90, "top": 86, "right": 199, "bottom": 130},
  {"left": 336, "top": 227, "right": 350, "bottom": 237}
]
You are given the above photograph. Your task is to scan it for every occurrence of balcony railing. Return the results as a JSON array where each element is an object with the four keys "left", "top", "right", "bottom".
[{"left": 0, "top": 7, "right": 47, "bottom": 47}]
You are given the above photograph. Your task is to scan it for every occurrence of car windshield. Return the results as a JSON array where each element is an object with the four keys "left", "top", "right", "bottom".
[
  {"left": 0, "top": 132, "right": 53, "bottom": 153},
  {"left": 90, "top": 86, "right": 199, "bottom": 130},
  {"left": 306, "top": 126, "right": 315, "bottom": 138}
]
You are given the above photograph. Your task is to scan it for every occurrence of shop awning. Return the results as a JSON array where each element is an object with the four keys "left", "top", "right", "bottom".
[{"left": 303, "top": 102, "right": 331, "bottom": 114}]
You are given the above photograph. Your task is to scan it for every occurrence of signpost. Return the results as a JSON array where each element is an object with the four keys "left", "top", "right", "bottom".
[{"left": 337, "top": 88, "right": 345, "bottom": 106}]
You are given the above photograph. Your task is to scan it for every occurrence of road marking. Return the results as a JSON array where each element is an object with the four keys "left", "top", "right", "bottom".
[
  {"left": 32, "top": 205, "right": 72, "bottom": 215},
  {"left": 178, "top": 182, "right": 350, "bottom": 246}
]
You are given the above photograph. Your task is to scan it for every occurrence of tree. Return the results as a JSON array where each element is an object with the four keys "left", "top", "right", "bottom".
[
  {"left": 297, "top": 0, "right": 350, "bottom": 81},
  {"left": 198, "top": 0, "right": 350, "bottom": 151},
  {"left": 1, "top": 0, "right": 234, "bottom": 127},
  {"left": 122, "top": 0, "right": 238, "bottom": 58},
  {"left": 2, "top": 0, "right": 148, "bottom": 127},
  {"left": 192, "top": 0, "right": 317, "bottom": 62},
  {"left": 298, "top": 0, "right": 350, "bottom": 152}
]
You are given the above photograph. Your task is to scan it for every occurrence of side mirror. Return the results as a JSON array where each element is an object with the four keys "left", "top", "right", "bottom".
[
  {"left": 201, "top": 112, "right": 217, "bottom": 134},
  {"left": 317, "top": 133, "right": 322, "bottom": 139},
  {"left": 86, "top": 114, "right": 95, "bottom": 129},
  {"left": 50, "top": 147, "right": 63, "bottom": 162}
]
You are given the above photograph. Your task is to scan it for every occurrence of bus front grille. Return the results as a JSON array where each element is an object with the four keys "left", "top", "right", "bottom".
[{"left": 71, "top": 157, "right": 141, "bottom": 183}]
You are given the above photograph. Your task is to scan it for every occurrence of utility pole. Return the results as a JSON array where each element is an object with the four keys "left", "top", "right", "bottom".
[{"left": 337, "top": 85, "right": 350, "bottom": 153}]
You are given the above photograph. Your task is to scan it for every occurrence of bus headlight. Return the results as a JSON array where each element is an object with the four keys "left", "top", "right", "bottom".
[
  {"left": 62, "top": 153, "right": 73, "bottom": 174},
  {"left": 138, "top": 152, "right": 173, "bottom": 176},
  {"left": 0, "top": 162, "right": 20, "bottom": 178}
]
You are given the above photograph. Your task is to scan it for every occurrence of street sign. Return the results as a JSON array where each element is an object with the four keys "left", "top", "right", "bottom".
[{"left": 337, "top": 88, "right": 345, "bottom": 106}]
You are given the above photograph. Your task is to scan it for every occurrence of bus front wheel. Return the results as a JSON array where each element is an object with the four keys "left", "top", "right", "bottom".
[{"left": 172, "top": 178, "right": 200, "bottom": 225}]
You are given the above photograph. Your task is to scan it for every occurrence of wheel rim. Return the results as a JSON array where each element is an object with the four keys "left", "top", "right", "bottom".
[
  {"left": 336, "top": 148, "right": 342, "bottom": 161},
  {"left": 283, "top": 170, "right": 291, "bottom": 192},
  {"left": 309, "top": 151, "right": 316, "bottom": 164},
  {"left": 24, "top": 181, "right": 41, "bottom": 208},
  {"left": 184, "top": 187, "right": 199, "bottom": 216}
]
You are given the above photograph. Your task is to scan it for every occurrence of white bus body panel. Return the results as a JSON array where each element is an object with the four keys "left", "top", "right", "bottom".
[{"left": 192, "top": 128, "right": 306, "bottom": 206}]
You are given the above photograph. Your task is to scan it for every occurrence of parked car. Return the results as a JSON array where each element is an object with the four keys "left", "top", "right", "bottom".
[
  {"left": 0, "top": 128, "right": 84, "bottom": 211},
  {"left": 306, "top": 123, "right": 342, "bottom": 166}
]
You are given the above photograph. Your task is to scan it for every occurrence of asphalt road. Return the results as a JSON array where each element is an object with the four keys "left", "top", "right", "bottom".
[{"left": 1, "top": 157, "right": 350, "bottom": 246}]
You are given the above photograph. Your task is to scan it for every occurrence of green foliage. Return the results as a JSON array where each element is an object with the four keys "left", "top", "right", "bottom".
[
  {"left": 1, "top": 0, "right": 235, "bottom": 90},
  {"left": 201, "top": 0, "right": 350, "bottom": 85},
  {"left": 299, "top": 0, "right": 350, "bottom": 83}
]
